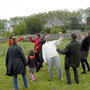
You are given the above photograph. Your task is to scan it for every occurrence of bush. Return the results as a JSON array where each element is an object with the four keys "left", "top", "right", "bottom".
[
  {"left": 41, "top": 27, "right": 51, "bottom": 34},
  {"left": 1, "top": 31, "right": 11, "bottom": 38},
  {"left": 80, "top": 25, "right": 86, "bottom": 31},
  {"left": 87, "top": 26, "right": 90, "bottom": 30},
  {"left": 50, "top": 28, "right": 62, "bottom": 34}
]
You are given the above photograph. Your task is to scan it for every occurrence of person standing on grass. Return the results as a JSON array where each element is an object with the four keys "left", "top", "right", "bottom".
[
  {"left": 6, "top": 37, "right": 28, "bottom": 90},
  {"left": 76, "top": 32, "right": 84, "bottom": 44},
  {"left": 81, "top": 31, "right": 90, "bottom": 74},
  {"left": 57, "top": 33, "right": 81, "bottom": 85},
  {"left": 8, "top": 34, "right": 25, "bottom": 47},
  {"left": 42, "top": 32, "right": 63, "bottom": 79},
  {"left": 39, "top": 33, "right": 48, "bottom": 68},
  {"left": 29, "top": 33, "right": 41, "bottom": 72},
  {"left": 27, "top": 50, "right": 36, "bottom": 82}
]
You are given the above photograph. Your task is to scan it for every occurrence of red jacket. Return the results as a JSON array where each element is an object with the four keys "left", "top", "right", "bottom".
[
  {"left": 29, "top": 37, "right": 41, "bottom": 53},
  {"left": 8, "top": 38, "right": 24, "bottom": 47}
]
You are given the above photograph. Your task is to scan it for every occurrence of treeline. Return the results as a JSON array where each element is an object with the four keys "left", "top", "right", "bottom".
[{"left": 0, "top": 7, "right": 90, "bottom": 37}]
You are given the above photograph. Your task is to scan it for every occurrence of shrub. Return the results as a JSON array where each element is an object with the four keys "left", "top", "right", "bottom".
[
  {"left": 41, "top": 27, "right": 51, "bottom": 34},
  {"left": 1, "top": 31, "right": 11, "bottom": 38},
  {"left": 87, "top": 26, "right": 90, "bottom": 30},
  {"left": 50, "top": 28, "right": 62, "bottom": 34}
]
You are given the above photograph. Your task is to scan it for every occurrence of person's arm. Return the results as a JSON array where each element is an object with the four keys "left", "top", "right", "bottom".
[
  {"left": 29, "top": 37, "right": 35, "bottom": 43},
  {"left": 8, "top": 39, "right": 12, "bottom": 47},
  {"left": 53, "top": 36, "right": 63, "bottom": 45},
  {"left": 6, "top": 49, "right": 9, "bottom": 68},
  {"left": 18, "top": 37, "right": 24, "bottom": 42},
  {"left": 42, "top": 45, "right": 47, "bottom": 63},
  {"left": 18, "top": 46, "right": 27, "bottom": 66},
  {"left": 57, "top": 43, "right": 71, "bottom": 55}
]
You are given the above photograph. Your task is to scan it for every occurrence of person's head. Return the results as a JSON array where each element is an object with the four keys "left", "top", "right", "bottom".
[
  {"left": 76, "top": 32, "right": 81, "bottom": 39},
  {"left": 43, "top": 33, "right": 48, "bottom": 38},
  {"left": 44, "top": 34, "right": 50, "bottom": 42},
  {"left": 9, "top": 34, "right": 15, "bottom": 39},
  {"left": 12, "top": 37, "right": 18, "bottom": 44},
  {"left": 70, "top": 33, "right": 77, "bottom": 40},
  {"left": 87, "top": 31, "right": 90, "bottom": 37},
  {"left": 35, "top": 33, "right": 40, "bottom": 39},
  {"left": 29, "top": 50, "right": 35, "bottom": 56}
]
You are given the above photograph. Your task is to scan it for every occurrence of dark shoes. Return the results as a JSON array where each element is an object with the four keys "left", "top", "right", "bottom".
[{"left": 81, "top": 72, "right": 86, "bottom": 74}]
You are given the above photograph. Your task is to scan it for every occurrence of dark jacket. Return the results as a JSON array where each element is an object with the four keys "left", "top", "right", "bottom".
[
  {"left": 81, "top": 36, "right": 90, "bottom": 52},
  {"left": 6, "top": 43, "right": 27, "bottom": 76},
  {"left": 27, "top": 56, "right": 36, "bottom": 68},
  {"left": 57, "top": 40, "right": 81, "bottom": 68}
]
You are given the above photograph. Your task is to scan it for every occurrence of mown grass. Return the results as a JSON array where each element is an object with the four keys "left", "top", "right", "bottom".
[{"left": 0, "top": 39, "right": 90, "bottom": 90}]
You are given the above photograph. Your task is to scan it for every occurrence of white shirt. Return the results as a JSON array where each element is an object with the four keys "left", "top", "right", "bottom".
[{"left": 42, "top": 36, "right": 63, "bottom": 62}]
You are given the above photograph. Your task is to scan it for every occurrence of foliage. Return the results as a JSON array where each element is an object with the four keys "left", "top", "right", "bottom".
[
  {"left": 80, "top": 24, "right": 86, "bottom": 31},
  {"left": 14, "top": 22, "right": 27, "bottom": 35},
  {"left": 87, "top": 26, "right": 90, "bottom": 30},
  {"left": 50, "top": 28, "right": 62, "bottom": 34},
  {"left": 25, "top": 17, "right": 43, "bottom": 34},
  {"left": 41, "top": 27, "right": 51, "bottom": 34},
  {"left": 1, "top": 31, "right": 11, "bottom": 38},
  {"left": 69, "top": 17, "right": 80, "bottom": 30}
]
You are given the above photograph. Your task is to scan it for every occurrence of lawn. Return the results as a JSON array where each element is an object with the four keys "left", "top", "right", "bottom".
[{"left": 0, "top": 39, "right": 90, "bottom": 90}]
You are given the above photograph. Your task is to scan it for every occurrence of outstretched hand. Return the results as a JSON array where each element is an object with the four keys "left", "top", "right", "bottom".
[{"left": 58, "top": 32, "right": 63, "bottom": 35}]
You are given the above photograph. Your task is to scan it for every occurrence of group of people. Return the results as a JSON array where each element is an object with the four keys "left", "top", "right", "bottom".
[{"left": 6, "top": 31, "right": 90, "bottom": 90}]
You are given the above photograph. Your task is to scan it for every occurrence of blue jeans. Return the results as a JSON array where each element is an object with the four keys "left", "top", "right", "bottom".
[{"left": 13, "top": 74, "right": 28, "bottom": 90}]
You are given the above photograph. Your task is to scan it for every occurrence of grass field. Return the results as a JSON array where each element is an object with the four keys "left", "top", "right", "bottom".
[{"left": 0, "top": 39, "right": 90, "bottom": 90}]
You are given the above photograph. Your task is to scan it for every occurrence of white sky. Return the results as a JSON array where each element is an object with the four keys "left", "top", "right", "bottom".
[{"left": 0, "top": 0, "right": 90, "bottom": 20}]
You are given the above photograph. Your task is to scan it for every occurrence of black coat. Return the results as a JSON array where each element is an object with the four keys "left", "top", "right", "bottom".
[
  {"left": 6, "top": 43, "right": 27, "bottom": 76},
  {"left": 57, "top": 40, "right": 81, "bottom": 68},
  {"left": 81, "top": 36, "right": 90, "bottom": 52}
]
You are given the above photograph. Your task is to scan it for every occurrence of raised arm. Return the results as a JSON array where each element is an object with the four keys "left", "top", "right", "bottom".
[{"left": 29, "top": 37, "right": 35, "bottom": 43}]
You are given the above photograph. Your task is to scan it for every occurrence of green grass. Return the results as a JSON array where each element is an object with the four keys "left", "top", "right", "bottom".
[{"left": 0, "top": 39, "right": 90, "bottom": 90}]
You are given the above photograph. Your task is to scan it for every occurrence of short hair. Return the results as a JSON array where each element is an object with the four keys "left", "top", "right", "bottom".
[
  {"left": 29, "top": 50, "right": 35, "bottom": 56},
  {"left": 71, "top": 33, "right": 77, "bottom": 39},
  {"left": 9, "top": 34, "right": 15, "bottom": 39},
  {"left": 12, "top": 37, "right": 17, "bottom": 44},
  {"left": 36, "top": 33, "right": 40, "bottom": 37},
  {"left": 87, "top": 31, "right": 90, "bottom": 37}
]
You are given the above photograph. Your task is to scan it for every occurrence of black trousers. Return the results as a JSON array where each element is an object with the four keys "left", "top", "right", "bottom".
[
  {"left": 65, "top": 67, "right": 79, "bottom": 84},
  {"left": 35, "top": 51, "right": 43, "bottom": 72},
  {"left": 81, "top": 59, "right": 90, "bottom": 73}
]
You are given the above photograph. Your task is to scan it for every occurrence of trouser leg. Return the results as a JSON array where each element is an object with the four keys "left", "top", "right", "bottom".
[
  {"left": 65, "top": 67, "right": 71, "bottom": 84},
  {"left": 73, "top": 67, "right": 79, "bottom": 84},
  {"left": 81, "top": 59, "right": 86, "bottom": 73},
  {"left": 47, "top": 58, "right": 54, "bottom": 79},
  {"left": 54, "top": 56, "right": 63, "bottom": 78},
  {"left": 13, "top": 75, "right": 18, "bottom": 90},
  {"left": 22, "top": 74, "right": 28, "bottom": 88},
  {"left": 84, "top": 59, "right": 90, "bottom": 71}
]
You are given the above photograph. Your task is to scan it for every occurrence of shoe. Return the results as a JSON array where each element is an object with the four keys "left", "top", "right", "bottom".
[
  {"left": 67, "top": 82, "right": 71, "bottom": 85},
  {"left": 88, "top": 69, "right": 90, "bottom": 71},
  {"left": 76, "top": 82, "right": 79, "bottom": 84},
  {"left": 81, "top": 72, "right": 86, "bottom": 74}
]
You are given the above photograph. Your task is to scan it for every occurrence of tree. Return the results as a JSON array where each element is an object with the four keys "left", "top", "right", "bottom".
[
  {"left": 14, "top": 22, "right": 26, "bottom": 35},
  {"left": 41, "top": 27, "right": 51, "bottom": 34},
  {"left": 25, "top": 17, "right": 43, "bottom": 34},
  {"left": 69, "top": 17, "right": 80, "bottom": 30}
]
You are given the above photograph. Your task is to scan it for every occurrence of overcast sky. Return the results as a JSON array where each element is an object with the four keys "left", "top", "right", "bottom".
[{"left": 0, "top": 0, "right": 90, "bottom": 20}]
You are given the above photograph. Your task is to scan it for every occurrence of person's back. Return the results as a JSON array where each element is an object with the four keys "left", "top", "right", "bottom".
[
  {"left": 69, "top": 40, "right": 81, "bottom": 67},
  {"left": 6, "top": 37, "right": 28, "bottom": 90}
]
